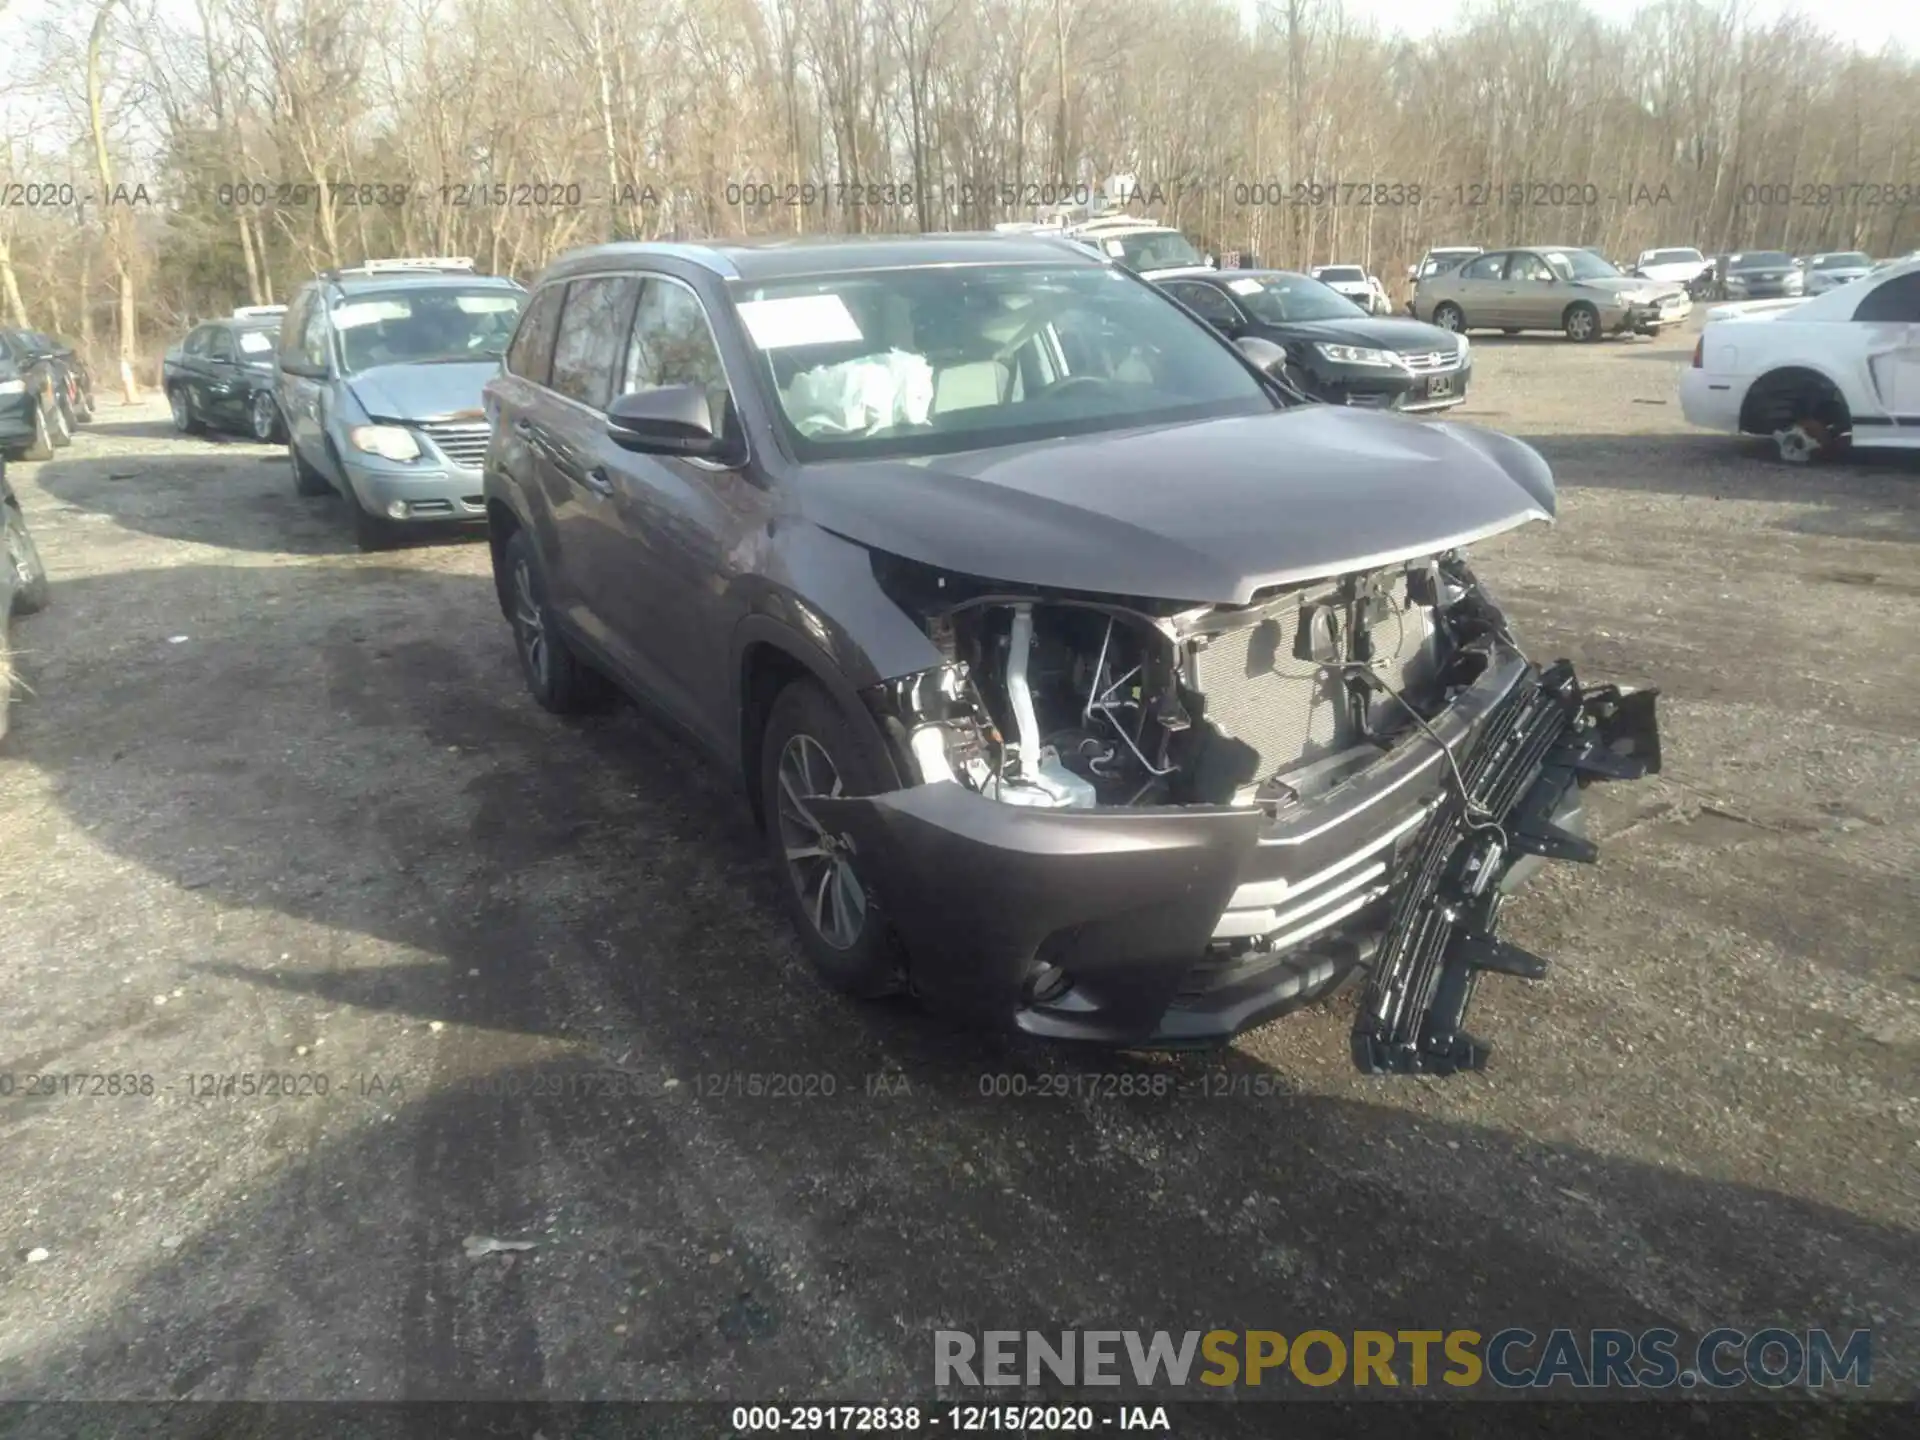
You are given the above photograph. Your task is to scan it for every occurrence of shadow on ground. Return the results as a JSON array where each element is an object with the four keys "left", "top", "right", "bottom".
[
  {"left": 2, "top": 560, "right": 1915, "bottom": 1403},
  {"left": 31, "top": 450, "right": 484, "bottom": 557}
]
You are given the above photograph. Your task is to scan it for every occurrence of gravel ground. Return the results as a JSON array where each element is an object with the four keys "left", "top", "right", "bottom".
[{"left": 1, "top": 324, "right": 1915, "bottom": 1412}]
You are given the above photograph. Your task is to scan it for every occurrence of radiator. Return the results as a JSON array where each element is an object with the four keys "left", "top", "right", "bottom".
[{"left": 1187, "top": 577, "right": 1441, "bottom": 783}]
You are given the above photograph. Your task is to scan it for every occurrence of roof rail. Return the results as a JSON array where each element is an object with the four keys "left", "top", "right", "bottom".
[
  {"left": 232, "top": 304, "right": 287, "bottom": 319},
  {"left": 323, "top": 256, "right": 478, "bottom": 279}
]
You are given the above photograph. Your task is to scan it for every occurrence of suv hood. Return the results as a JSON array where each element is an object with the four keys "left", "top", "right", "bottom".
[
  {"left": 348, "top": 359, "right": 501, "bottom": 424},
  {"left": 795, "top": 406, "right": 1555, "bottom": 605}
]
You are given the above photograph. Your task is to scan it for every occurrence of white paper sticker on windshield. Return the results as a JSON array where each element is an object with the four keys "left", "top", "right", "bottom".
[
  {"left": 237, "top": 331, "right": 275, "bottom": 353},
  {"left": 455, "top": 295, "right": 522, "bottom": 313},
  {"left": 1228, "top": 278, "right": 1264, "bottom": 295},
  {"left": 331, "top": 300, "right": 409, "bottom": 329},
  {"left": 737, "top": 294, "right": 864, "bottom": 349},
  {"left": 1545, "top": 252, "right": 1569, "bottom": 265},
  {"left": 1104, "top": 239, "right": 1126, "bottom": 256}
]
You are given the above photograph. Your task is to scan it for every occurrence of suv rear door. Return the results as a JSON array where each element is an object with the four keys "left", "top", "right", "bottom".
[{"left": 277, "top": 285, "right": 335, "bottom": 476}]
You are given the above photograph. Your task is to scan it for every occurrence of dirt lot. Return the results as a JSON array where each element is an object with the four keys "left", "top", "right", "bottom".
[{"left": 2, "top": 324, "right": 1916, "bottom": 1411}]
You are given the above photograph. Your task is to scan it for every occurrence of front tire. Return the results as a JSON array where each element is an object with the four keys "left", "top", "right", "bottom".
[
  {"left": 1432, "top": 302, "right": 1465, "bottom": 333},
  {"left": 249, "top": 390, "right": 285, "bottom": 444},
  {"left": 22, "top": 404, "right": 56, "bottom": 461},
  {"left": 501, "top": 527, "right": 608, "bottom": 713},
  {"left": 350, "top": 496, "right": 398, "bottom": 552},
  {"left": 1564, "top": 303, "right": 1601, "bottom": 343},
  {"left": 169, "top": 385, "right": 205, "bottom": 435},
  {"left": 5, "top": 503, "right": 50, "bottom": 615},
  {"left": 290, "top": 441, "right": 332, "bottom": 497},
  {"left": 760, "top": 678, "right": 903, "bottom": 999}
]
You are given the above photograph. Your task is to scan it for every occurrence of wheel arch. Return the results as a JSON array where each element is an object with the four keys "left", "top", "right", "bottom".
[
  {"left": 734, "top": 616, "right": 906, "bottom": 832},
  {"left": 1738, "top": 364, "right": 1852, "bottom": 435}
]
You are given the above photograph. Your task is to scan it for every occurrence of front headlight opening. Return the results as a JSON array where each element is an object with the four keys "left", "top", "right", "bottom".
[
  {"left": 1315, "top": 342, "right": 1401, "bottom": 368},
  {"left": 347, "top": 424, "right": 421, "bottom": 462}
]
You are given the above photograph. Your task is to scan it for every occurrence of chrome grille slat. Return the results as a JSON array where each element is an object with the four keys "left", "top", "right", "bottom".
[
  {"left": 1400, "top": 350, "right": 1459, "bottom": 374},
  {"left": 420, "top": 420, "right": 490, "bottom": 469}
]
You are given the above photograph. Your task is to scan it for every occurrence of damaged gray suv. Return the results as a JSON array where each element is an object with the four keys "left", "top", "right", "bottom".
[{"left": 482, "top": 234, "right": 1660, "bottom": 1074}]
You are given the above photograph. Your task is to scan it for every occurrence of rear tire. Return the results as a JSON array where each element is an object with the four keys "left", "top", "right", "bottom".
[
  {"left": 759, "top": 678, "right": 904, "bottom": 999},
  {"left": 5, "top": 503, "right": 50, "bottom": 615},
  {"left": 501, "top": 527, "right": 609, "bottom": 714},
  {"left": 47, "top": 401, "right": 72, "bottom": 449},
  {"left": 1433, "top": 303, "right": 1465, "bottom": 333},
  {"left": 1564, "top": 302, "right": 1601, "bottom": 343}
]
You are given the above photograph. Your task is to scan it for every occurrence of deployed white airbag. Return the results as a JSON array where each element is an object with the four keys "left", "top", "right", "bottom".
[{"left": 786, "top": 350, "right": 935, "bottom": 437}]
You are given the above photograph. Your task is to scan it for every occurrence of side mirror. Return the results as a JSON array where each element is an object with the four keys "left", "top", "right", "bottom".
[
  {"left": 1234, "top": 335, "right": 1288, "bottom": 373},
  {"left": 607, "top": 384, "right": 726, "bottom": 459},
  {"left": 278, "top": 358, "right": 328, "bottom": 380}
]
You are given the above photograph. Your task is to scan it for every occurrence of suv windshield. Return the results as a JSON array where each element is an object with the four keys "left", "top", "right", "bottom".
[
  {"left": 1543, "top": 249, "right": 1623, "bottom": 280},
  {"left": 332, "top": 287, "right": 525, "bottom": 374},
  {"left": 1097, "top": 229, "right": 1207, "bottom": 272},
  {"left": 1813, "top": 252, "right": 1871, "bottom": 270},
  {"left": 1732, "top": 252, "right": 1792, "bottom": 270},
  {"left": 1645, "top": 249, "right": 1703, "bottom": 265},
  {"left": 1231, "top": 273, "right": 1366, "bottom": 323},
  {"left": 730, "top": 263, "right": 1272, "bottom": 461}
]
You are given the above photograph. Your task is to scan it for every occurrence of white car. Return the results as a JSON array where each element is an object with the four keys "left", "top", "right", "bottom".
[
  {"left": 1309, "top": 265, "right": 1390, "bottom": 314},
  {"left": 1633, "top": 246, "right": 1712, "bottom": 291},
  {"left": 1680, "top": 257, "right": 1920, "bottom": 462},
  {"left": 1802, "top": 251, "right": 1875, "bottom": 295},
  {"left": 1063, "top": 217, "right": 1215, "bottom": 279}
]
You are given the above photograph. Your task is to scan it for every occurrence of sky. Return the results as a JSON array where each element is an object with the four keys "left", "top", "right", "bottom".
[{"left": 1325, "top": 0, "right": 1916, "bottom": 54}]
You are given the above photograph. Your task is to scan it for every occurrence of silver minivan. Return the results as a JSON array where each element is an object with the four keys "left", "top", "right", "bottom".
[{"left": 276, "top": 257, "right": 525, "bottom": 549}]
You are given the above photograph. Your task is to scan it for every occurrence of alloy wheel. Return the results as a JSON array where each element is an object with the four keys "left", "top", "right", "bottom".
[
  {"left": 251, "top": 392, "right": 277, "bottom": 441},
  {"left": 1567, "top": 310, "right": 1595, "bottom": 341},
  {"left": 511, "top": 557, "right": 548, "bottom": 685},
  {"left": 775, "top": 733, "right": 866, "bottom": 951}
]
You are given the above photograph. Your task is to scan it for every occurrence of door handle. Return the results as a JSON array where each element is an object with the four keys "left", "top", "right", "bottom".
[{"left": 582, "top": 466, "right": 615, "bottom": 496}]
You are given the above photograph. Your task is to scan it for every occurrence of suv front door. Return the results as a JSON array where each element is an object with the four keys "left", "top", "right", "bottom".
[{"left": 197, "top": 327, "right": 246, "bottom": 428}]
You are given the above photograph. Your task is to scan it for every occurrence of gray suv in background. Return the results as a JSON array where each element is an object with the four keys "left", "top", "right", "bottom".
[{"left": 275, "top": 257, "right": 526, "bottom": 549}]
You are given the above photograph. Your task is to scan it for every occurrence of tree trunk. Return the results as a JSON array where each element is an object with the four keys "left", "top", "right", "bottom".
[{"left": 89, "top": 0, "right": 139, "bottom": 402}]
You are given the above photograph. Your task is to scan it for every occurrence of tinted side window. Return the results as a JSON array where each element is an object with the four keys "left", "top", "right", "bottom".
[
  {"left": 183, "top": 327, "right": 211, "bottom": 356},
  {"left": 1462, "top": 254, "right": 1507, "bottom": 281},
  {"left": 622, "top": 278, "right": 733, "bottom": 428},
  {"left": 1168, "top": 283, "right": 1239, "bottom": 326},
  {"left": 549, "top": 277, "right": 640, "bottom": 410},
  {"left": 506, "top": 284, "right": 565, "bottom": 384},
  {"left": 206, "top": 329, "right": 235, "bottom": 362},
  {"left": 1852, "top": 273, "right": 1920, "bottom": 323}
]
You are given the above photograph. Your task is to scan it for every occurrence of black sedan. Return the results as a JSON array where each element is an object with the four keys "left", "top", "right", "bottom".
[
  {"left": 0, "top": 332, "right": 73, "bottom": 461},
  {"left": 161, "top": 308, "right": 287, "bottom": 441},
  {"left": 2, "top": 457, "right": 52, "bottom": 743},
  {"left": 1155, "top": 269, "right": 1472, "bottom": 412}
]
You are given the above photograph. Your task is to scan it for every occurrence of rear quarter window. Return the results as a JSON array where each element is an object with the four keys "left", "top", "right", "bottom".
[{"left": 505, "top": 284, "right": 566, "bottom": 385}]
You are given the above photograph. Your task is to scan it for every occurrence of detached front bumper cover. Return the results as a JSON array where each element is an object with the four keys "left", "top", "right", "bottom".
[{"left": 1351, "top": 661, "right": 1660, "bottom": 1075}]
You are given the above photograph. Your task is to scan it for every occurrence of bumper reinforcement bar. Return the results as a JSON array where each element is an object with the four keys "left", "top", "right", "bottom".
[{"left": 1351, "top": 662, "right": 1661, "bottom": 1075}]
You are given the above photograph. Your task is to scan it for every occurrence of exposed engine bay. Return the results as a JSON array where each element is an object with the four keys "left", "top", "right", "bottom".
[
  {"left": 878, "top": 548, "right": 1512, "bottom": 818},
  {"left": 847, "top": 545, "right": 1658, "bottom": 1073}
]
